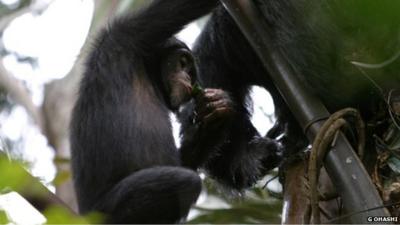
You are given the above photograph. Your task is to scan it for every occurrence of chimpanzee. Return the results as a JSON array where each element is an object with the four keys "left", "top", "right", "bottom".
[
  {"left": 192, "top": 0, "right": 400, "bottom": 167},
  {"left": 70, "top": 0, "right": 281, "bottom": 223}
]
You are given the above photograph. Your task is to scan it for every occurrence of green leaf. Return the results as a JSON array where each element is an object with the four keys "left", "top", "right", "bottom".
[
  {"left": 44, "top": 206, "right": 104, "bottom": 224},
  {"left": 190, "top": 202, "right": 281, "bottom": 224},
  {"left": 53, "top": 170, "right": 71, "bottom": 186},
  {"left": 388, "top": 137, "right": 400, "bottom": 151},
  {"left": 0, "top": 210, "right": 8, "bottom": 224},
  {"left": 0, "top": 157, "right": 30, "bottom": 191},
  {"left": 190, "top": 195, "right": 282, "bottom": 224},
  {"left": 191, "top": 83, "right": 204, "bottom": 97},
  {"left": 249, "top": 187, "right": 269, "bottom": 199},
  {"left": 387, "top": 157, "right": 400, "bottom": 175},
  {"left": 53, "top": 157, "right": 70, "bottom": 166}
]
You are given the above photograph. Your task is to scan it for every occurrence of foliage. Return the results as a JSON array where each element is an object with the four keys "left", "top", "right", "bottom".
[
  {"left": 189, "top": 177, "right": 282, "bottom": 224},
  {"left": 52, "top": 157, "right": 72, "bottom": 186},
  {"left": 0, "top": 155, "right": 103, "bottom": 224},
  {"left": 0, "top": 156, "right": 30, "bottom": 192},
  {"left": 43, "top": 206, "right": 103, "bottom": 224},
  {"left": 388, "top": 157, "right": 400, "bottom": 175},
  {"left": 53, "top": 170, "right": 71, "bottom": 187},
  {"left": 0, "top": 210, "right": 8, "bottom": 224},
  {"left": 190, "top": 199, "right": 282, "bottom": 224}
]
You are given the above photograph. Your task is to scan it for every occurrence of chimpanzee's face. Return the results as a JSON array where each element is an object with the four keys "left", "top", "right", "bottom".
[{"left": 162, "top": 48, "right": 196, "bottom": 110}]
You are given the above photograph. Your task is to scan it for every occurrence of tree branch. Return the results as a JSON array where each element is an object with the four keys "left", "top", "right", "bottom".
[{"left": 0, "top": 62, "right": 44, "bottom": 130}]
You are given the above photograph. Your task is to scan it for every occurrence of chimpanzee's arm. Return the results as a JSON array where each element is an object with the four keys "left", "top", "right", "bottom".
[
  {"left": 179, "top": 6, "right": 285, "bottom": 189},
  {"left": 178, "top": 89, "right": 235, "bottom": 169}
]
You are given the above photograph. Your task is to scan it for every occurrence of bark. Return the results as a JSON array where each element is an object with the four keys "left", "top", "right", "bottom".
[{"left": 282, "top": 159, "right": 343, "bottom": 224}]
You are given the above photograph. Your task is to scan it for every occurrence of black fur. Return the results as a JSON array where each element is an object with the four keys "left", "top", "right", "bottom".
[
  {"left": 183, "top": 4, "right": 291, "bottom": 189},
  {"left": 70, "top": 0, "right": 218, "bottom": 223}
]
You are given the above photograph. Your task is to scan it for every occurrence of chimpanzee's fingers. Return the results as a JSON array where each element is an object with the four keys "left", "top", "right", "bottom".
[
  {"left": 208, "top": 99, "right": 232, "bottom": 110},
  {"left": 196, "top": 102, "right": 213, "bottom": 121},
  {"left": 198, "top": 100, "right": 234, "bottom": 121},
  {"left": 194, "top": 88, "right": 235, "bottom": 124},
  {"left": 194, "top": 91, "right": 216, "bottom": 117},
  {"left": 202, "top": 107, "right": 233, "bottom": 125},
  {"left": 194, "top": 90, "right": 208, "bottom": 107},
  {"left": 197, "top": 98, "right": 233, "bottom": 120},
  {"left": 203, "top": 88, "right": 228, "bottom": 101}
]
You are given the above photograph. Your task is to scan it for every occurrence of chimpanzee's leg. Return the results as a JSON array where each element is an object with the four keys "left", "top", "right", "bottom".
[{"left": 94, "top": 166, "right": 201, "bottom": 224}]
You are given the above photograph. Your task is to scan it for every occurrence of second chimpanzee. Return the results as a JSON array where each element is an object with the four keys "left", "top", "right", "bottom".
[{"left": 191, "top": 0, "right": 400, "bottom": 176}]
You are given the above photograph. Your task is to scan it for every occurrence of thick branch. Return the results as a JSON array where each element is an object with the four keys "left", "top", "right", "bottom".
[{"left": 0, "top": 153, "right": 76, "bottom": 214}]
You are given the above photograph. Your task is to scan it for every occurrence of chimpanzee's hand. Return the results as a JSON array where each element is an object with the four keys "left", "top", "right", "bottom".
[{"left": 194, "top": 88, "right": 235, "bottom": 127}]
